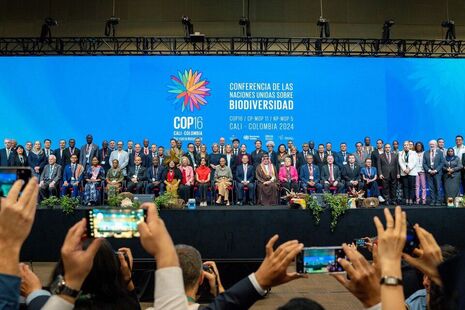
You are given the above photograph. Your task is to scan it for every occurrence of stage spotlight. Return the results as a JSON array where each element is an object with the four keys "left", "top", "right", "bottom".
[
  {"left": 382, "top": 19, "right": 395, "bottom": 41},
  {"left": 39, "top": 17, "right": 58, "bottom": 43},
  {"left": 317, "top": 17, "right": 330, "bottom": 38},
  {"left": 239, "top": 16, "right": 251, "bottom": 37},
  {"left": 442, "top": 19, "right": 456, "bottom": 40},
  {"left": 104, "top": 16, "right": 120, "bottom": 37},
  {"left": 182, "top": 16, "right": 194, "bottom": 37}
]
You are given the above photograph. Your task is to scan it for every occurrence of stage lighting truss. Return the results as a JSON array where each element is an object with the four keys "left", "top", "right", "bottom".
[{"left": 1, "top": 37, "right": 465, "bottom": 57}]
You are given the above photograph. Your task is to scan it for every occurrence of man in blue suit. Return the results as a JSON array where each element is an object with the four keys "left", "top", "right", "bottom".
[
  {"left": 235, "top": 155, "right": 255, "bottom": 205},
  {"left": 146, "top": 157, "right": 165, "bottom": 195},
  {"left": 423, "top": 140, "right": 445, "bottom": 205},
  {"left": 60, "top": 154, "right": 84, "bottom": 198},
  {"left": 299, "top": 154, "right": 323, "bottom": 193},
  {"left": 335, "top": 142, "right": 349, "bottom": 168}
]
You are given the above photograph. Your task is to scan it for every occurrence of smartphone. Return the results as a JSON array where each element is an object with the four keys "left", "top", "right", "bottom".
[
  {"left": 86, "top": 208, "right": 145, "bottom": 238},
  {"left": 353, "top": 238, "right": 367, "bottom": 247},
  {"left": 0, "top": 167, "right": 32, "bottom": 197},
  {"left": 296, "top": 246, "right": 346, "bottom": 274},
  {"left": 403, "top": 221, "right": 420, "bottom": 255}
]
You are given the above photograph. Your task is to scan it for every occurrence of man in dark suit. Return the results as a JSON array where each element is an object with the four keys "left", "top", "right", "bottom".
[
  {"left": 129, "top": 143, "right": 147, "bottom": 169},
  {"left": 232, "top": 138, "right": 240, "bottom": 156},
  {"left": 370, "top": 139, "right": 384, "bottom": 169},
  {"left": 299, "top": 154, "right": 323, "bottom": 193},
  {"left": 127, "top": 156, "right": 147, "bottom": 194},
  {"left": 79, "top": 134, "right": 99, "bottom": 168},
  {"left": 235, "top": 155, "right": 255, "bottom": 205},
  {"left": 250, "top": 140, "right": 265, "bottom": 167},
  {"left": 53, "top": 139, "right": 67, "bottom": 169},
  {"left": 0, "top": 138, "right": 13, "bottom": 166},
  {"left": 98, "top": 140, "right": 112, "bottom": 172},
  {"left": 289, "top": 146, "right": 302, "bottom": 170},
  {"left": 335, "top": 142, "right": 349, "bottom": 168},
  {"left": 320, "top": 155, "right": 344, "bottom": 193},
  {"left": 314, "top": 144, "right": 327, "bottom": 171},
  {"left": 43, "top": 139, "right": 53, "bottom": 161},
  {"left": 184, "top": 143, "right": 199, "bottom": 169},
  {"left": 145, "top": 157, "right": 164, "bottom": 195},
  {"left": 39, "top": 155, "right": 62, "bottom": 200},
  {"left": 297, "top": 142, "right": 310, "bottom": 166},
  {"left": 146, "top": 144, "right": 158, "bottom": 167},
  {"left": 63, "top": 138, "right": 80, "bottom": 166},
  {"left": 378, "top": 144, "right": 399, "bottom": 205},
  {"left": 341, "top": 154, "right": 362, "bottom": 193},
  {"left": 423, "top": 140, "right": 445, "bottom": 205}
]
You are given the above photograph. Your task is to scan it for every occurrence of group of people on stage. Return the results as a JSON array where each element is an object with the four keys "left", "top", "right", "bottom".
[{"left": 1, "top": 134, "right": 464, "bottom": 206}]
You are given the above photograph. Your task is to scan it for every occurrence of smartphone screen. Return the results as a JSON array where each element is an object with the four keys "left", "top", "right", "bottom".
[
  {"left": 87, "top": 208, "right": 145, "bottom": 238},
  {"left": 296, "top": 246, "right": 346, "bottom": 274},
  {"left": 0, "top": 167, "right": 32, "bottom": 197}
]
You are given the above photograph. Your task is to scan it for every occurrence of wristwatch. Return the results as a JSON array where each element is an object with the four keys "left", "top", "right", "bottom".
[
  {"left": 50, "top": 275, "right": 81, "bottom": 298},
  {"left": 380, "top": 276, "right": 403, "bottom": 286}
]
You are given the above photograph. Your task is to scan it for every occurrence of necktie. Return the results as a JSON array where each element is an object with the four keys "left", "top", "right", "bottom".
[
  {"left": 243, "top": 165, "right": 247, "bottom": 182},
  {"left": 20, "top": 156, "right": 23, "bottom": 164},
  {"left": 368, "top": 168, "right": 371, "bottom": 178},
  {"left": 329, "top": 165, "right": 334, "bottom": 182},
  {"left": 387, "top": 153, "right": 391, "bottom": 163},
  {"left": 136, "top": 166, "right": 139, "bottom": 176},
  {"left": 49, "top": 166, "right": 54, "bottom": 179},
  {"left": 309, "top": 165, "right": 313, "bottom": 177}
]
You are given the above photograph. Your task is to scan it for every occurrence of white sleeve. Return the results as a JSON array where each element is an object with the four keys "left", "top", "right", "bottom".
[
  {"left": 154, "top": 267, "right": 189, "bottom": 310},
  {"left": 41, "top": 295, "right": 74, "bottom": 310}
]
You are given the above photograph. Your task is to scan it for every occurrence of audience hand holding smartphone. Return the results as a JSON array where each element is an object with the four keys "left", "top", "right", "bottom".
[
  {"left": 332, "top": 244, "right": 381, "bottom": 308},
  {"left": 254, "top": 235, "right": 306, "bottom": 290},
  {"left": 0, "top": 178, "right": 38, "bottom": 276},
  {"left": 138, "top": 203, "right": 179, "bottom": 268},
  {"left": 402, "top": 224, "right": 443, "bottom": 286},
  {"left": 59, "top": 219, "right": 102, "bottom": 304}
]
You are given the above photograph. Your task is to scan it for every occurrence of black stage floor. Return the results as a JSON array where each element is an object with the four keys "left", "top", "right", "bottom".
[{"left": 22, "top": 205, "right": 465, "bottom": 262}]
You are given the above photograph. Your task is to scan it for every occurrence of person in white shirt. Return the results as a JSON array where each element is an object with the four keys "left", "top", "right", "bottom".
[
  {"left": 398, "top": 141, "right": 417, "bottom": 205},
  {"left": 109, "top": 141, "right": 129, "bottom": 176}
]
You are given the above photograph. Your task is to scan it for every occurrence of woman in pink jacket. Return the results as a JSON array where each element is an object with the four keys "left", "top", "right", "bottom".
[{"left": 279, "top": 156, "right": 299, "bottom": 193}]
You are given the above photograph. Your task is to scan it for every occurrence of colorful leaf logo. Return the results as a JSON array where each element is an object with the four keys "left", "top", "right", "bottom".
[{"left": 168, "top": 69, "right": 211, "bottom": 112}]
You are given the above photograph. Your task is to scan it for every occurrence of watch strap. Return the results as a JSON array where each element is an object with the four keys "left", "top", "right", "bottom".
[{"left": 380, "top": 276, "right": 403, "bottom": 286}]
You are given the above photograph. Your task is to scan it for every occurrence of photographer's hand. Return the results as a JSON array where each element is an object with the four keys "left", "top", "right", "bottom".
[{"left": 204, "top": 261, "right": 225, "bottom": 294}]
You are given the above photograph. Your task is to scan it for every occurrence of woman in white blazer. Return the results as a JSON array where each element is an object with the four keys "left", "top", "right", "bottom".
[{"left": 398, "top": 141, "right": 417, "bottom": 205}]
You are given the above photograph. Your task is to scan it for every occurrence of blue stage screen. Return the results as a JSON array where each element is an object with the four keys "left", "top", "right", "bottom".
[{"left": 1, "top": 56, "right": 464, "bottom": 150}]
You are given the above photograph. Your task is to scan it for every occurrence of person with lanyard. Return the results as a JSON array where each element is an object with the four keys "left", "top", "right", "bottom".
[
  {"left": 299, "top": 154, "right": 323, "bottom": 193},
  {"left": 195, "top": 157, "right": 211, "bottom": 207},
  {"left": 105, "top": 159, "right": 124, "bottom": 198},
  {"left": 443, "top": 147, "right": 463, "bottom": 202},
  {"left": 60, "top": 154, "right": 84, "bottom": 198},
  {"left": 11, "top": 145, "right": 28, "bottom": 167},
  {"left": 255, "top": 154, "right": 278, "bottom": 206},
  {"left": 179, "top": 156, "right": 194, "bottom": 204},
  {"left": 83, "top": 156, "right": 105, "bottom": 206},
  {"left": 39, "top": 154, "right": 62, "bottom": 201},
  {"left": 361, "top": 158, "right": 382, "bottom": 199},
  {"left": 279, "top": 156, "right": 299, "bottom": 193},
  {"left": 162, "top": 160, "right": 182, "bottom": 198},
  {"left": 146, "top": 156, "right": 164, "bottom": 196},
  {"left": 398, "top": 140, "right": 417, "bottom": 205},
  {"left": 214, "top": 157, "right": 233, "bottom": 206}
]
